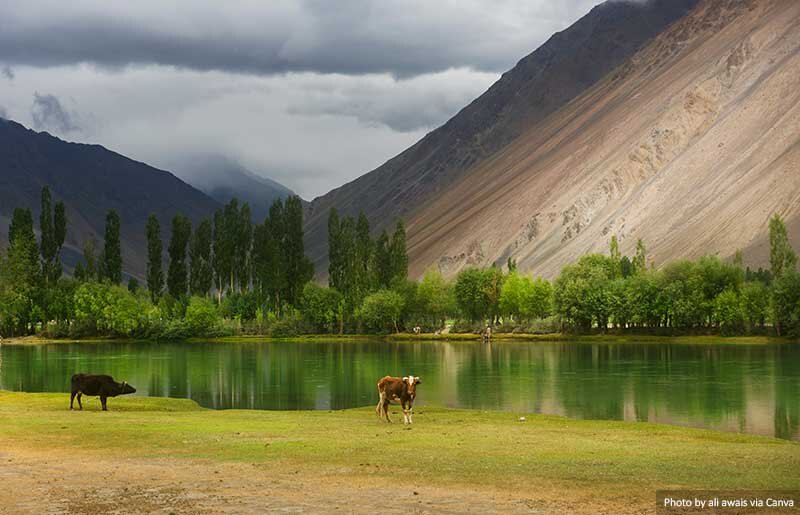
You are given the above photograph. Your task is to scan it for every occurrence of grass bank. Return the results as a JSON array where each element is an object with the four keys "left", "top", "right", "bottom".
[{"left": 0, "top": 390, "right": 797, "bottom": 497}]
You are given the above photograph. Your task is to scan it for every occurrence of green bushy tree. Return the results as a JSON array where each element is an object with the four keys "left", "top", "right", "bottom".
[
  {"left": 300, "top": 282, "right": 343, "bottom": 333},
  {"left": 357, "top": 290, "right": 404, "bottom": 333}
]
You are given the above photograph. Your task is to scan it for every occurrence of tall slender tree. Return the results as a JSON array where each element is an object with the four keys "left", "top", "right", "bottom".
[
  {"left": 167, "top": 214, "right": 191, "bottom": 298},
  {"left": 355, "top": 211, "right": 373, "bottom": 295},
  {"left": 9, "top": 207, "right": 35, "bottom": 247},
  {"left": 39, "top": 186, "right": 54, "bottom": 285},
  {"left": 253, "top": 218, "right": 279, "bottom": 309},
  {"left": 235, "top": 203, "right": 252, "bottom": 292},
  {"left": 373, "top": 229, "right": 392, "bottom": 289},
  {"left": 633, "top": 239, "right": 647, "bottom": 273},
  {"left": 145, "top": 214, "right": 163, "bottom": 302},
  {"left": 37, "top": 186, "right": 67, "bottom": 284},
  {"left": 328, "top": 208, "right": 343, "bottom": 290},
  {"left": 53, "top": 201, "right": 66, "bottom": 277},
  {"left": 338, "top": 216, "right": 358, "bottom": 308},
  {"left": 2, "top": 208, "right": 40, "bottom": 334},
  {"left": 103, "top": 209, "right": 122, "bottom": 284},
  {"left": 283, "top": 195, "right": 313, "bottom": 306},
  {"left": 268, "top": 198, "right": 287, "bottom": 308},
  {"left": 389, "top": 220, "right": 408, "bottom": 283},
  {"left": 769, "top": 214, "right": 796, "bottom": 278},
  {"left": 212, "top": 209, "right": 227, "bottom": 300},
  {"left": 189, "top": 218, "right": 213, "bottom": 297},
  {"left": 80, "top": 238, "right": 97, "bottom": 281},
  {"left": 609, "top": 235, "right": 621, "bottom": 279}
]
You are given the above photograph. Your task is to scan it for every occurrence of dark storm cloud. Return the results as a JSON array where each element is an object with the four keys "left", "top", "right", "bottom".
[
  {"left": 2, "top": 66, "right": 13, "bottom": 80},
  {"left": 0, "top": 0, "right": 600, "bottom": 77},
  {"left": 31, "top": 93, "right": 80, "bottom": 133}
]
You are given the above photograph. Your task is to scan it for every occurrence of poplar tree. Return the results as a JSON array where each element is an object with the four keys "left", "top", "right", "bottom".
[
  {"left": 609, "top": 235, "right": 621, "bottom": 279},
  {"left": 212, "top": 209, "right": 227, "bottom": 300},
  {"left": 253, "top": 218, "right": 279, "bottom": 308},
  {"left": 769, "top": 214, "right": 796, "bottom": 278},
  {"left": 81, "top": 238, "right": 97, "bottom": 281},
  {"left": 221, "top": 199, "right": 240, "bottom": 292},
  {"left": 633, "top": 239, "right": 647, "bottom": 273},
  {"left": 373, "top": 229, "right": 392, "bottom": 289},
  {"left": 167, "top": 214, "right": 191, "bottom": 298},
  {"left": 235, "top": 203, "right": 252, "bottom": 292},
  {"left": 389, "top": 220, "right": 408, "bottom": 283},
  {"left": 2, "top": 208, "right": 40, "bottom": 334},
  {"left": 338, "top": 216, "right": 357, "bottom": 309},
  {"left": 39, "top": 186, "right": 66, "bottom": 285},
  {"left": 328, "top": 208, "right": 343, "bottom": 290},
  {"left": 268, "top": 199, "right": 287, "bottom": 309},
  {"left": 189, "top": 218, "right": 213, "bottom": 297},
  {"left": 103, "top": 209, "right": 122, "bottom": 284},
  {"left": 284, "top": 195, "right": 313, "bottom": 306},
  {"left": 355, "top": 211, "right": 373, "bottom": 295},
  {"left": 145, "top": 214, "right": 163, "bottom": 302}
]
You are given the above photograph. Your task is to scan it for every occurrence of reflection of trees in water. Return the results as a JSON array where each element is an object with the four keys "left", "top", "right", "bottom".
[
  {"left": 452, "top": 343, "right": 551, "bottom": 412},
  {"left": 1, "top": 340, "right": 798, "bottom": 441},
  {"left": 550, "top": 344, "right": 753, "bottom": 427},
  {"left": 774, "top": 345, "right": 800, "bottom": 440}
]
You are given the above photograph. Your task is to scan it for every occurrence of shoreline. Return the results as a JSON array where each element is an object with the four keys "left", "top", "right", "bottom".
[{"left": 0, "top": 333, "right": 794, "bottom": 346}]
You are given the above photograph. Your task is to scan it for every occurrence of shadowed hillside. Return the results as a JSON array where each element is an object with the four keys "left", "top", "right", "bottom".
[{"left": 0, "top": 119, "right": 220, "bottom": 278}]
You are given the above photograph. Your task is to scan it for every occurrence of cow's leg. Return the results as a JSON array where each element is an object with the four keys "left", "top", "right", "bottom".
[
  {"left": 100, "top": 396, "right": 108, "bottom": 411},
  {"left": 376, "top": 391, "right": 385, "bottom": 420},
  {"left": 402, "top": 401, "right": 409, "bottom": 424},
  {"left": 70, "top": 391, "right": 77, "bottom": 410},
  {"left": 407, "top": 404, "right": 413, "bottom": 424},
  {"left": 77, "top": 392, "right": 83, "bottom": 410},
  {"left": 383, "top": 400, "right": 391, "bottom": 423}
]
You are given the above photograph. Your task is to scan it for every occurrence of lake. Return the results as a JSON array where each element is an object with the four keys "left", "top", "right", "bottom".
[{"left": 0, "top": 339, "right": 797, "bottom": 440}]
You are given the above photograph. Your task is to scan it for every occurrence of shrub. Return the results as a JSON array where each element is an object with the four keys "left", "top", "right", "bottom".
[
  {"left": 184, "top": 296, "right": 219, "bottom": 334},
  {"left": 356, "top": 290, "right": 405, "bottom": 333}
]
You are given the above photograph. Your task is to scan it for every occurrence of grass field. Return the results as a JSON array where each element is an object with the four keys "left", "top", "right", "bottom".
[{"left": 0, "top": 390, "right": 798, "bottom": 513}]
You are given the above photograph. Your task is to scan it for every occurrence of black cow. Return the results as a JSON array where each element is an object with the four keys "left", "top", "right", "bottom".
[{"left": 70, "top": 373, "right": 136, "bottom": 411}]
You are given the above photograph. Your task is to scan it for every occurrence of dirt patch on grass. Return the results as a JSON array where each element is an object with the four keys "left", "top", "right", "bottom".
[{"left": 0, "top": 446, "right": 648, "bottom": 514}]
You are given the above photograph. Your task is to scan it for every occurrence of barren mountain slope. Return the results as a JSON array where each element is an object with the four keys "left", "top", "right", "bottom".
[
  {"left": 407, "top": 0, "right": 800, "bottom": 278},
  {"left": 303, "top": 0, "right": 700, "bottom": 274}
]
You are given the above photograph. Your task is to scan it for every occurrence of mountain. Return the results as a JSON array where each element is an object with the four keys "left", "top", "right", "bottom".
[
  {"left": 303, "top": 0, "right": 702, "bottom": 277},
  {"left": 169, "top": 154, "right": 297, "bottom": 222},
  {"left": 0, "top": 119, "right": 220, "bottom": 278},
  {"left": 306, "top": 0, "right": 800, "bottom": 279},
  {"left": 407, "top": 0, "right": 800, "bottom": 278}
]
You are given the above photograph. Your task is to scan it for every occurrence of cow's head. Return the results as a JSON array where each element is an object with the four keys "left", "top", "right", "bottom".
[
  {"left": 118, "top": 381, "right": 137, "bottom": 395},
  {"left": 402, "top": 376, "right": 421, "bottom": 397}
]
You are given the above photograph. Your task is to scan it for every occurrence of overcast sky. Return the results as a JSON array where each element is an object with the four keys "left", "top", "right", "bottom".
[{"left": 0, "top": 0, "right": 602, "bottom": 199}]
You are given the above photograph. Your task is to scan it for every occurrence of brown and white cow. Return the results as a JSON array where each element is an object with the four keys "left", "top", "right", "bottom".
[{"left": 375, "top": 375, "right": 421, "bottom": 424}]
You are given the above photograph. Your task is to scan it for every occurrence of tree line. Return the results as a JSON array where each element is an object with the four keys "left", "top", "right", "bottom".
[
  {"left": 0, "top": 187, "right": 315, "bottom": 338},
  {"left": 1, "top": 185, "right": 799, "bottom": 338}
]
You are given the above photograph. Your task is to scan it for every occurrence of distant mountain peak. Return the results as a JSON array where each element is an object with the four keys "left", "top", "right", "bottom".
[{"left": 168, "top": 153, "right": 298, "bottom": 221}]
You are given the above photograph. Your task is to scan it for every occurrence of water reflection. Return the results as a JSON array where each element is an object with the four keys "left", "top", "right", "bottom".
[{"left": 0, "top": 340, "right": 797, "bottom": 440}]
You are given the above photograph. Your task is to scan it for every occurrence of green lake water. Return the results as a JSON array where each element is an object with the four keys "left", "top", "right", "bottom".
[{"left": 0, "top": 339, "right": 797, "bottom": 440}]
